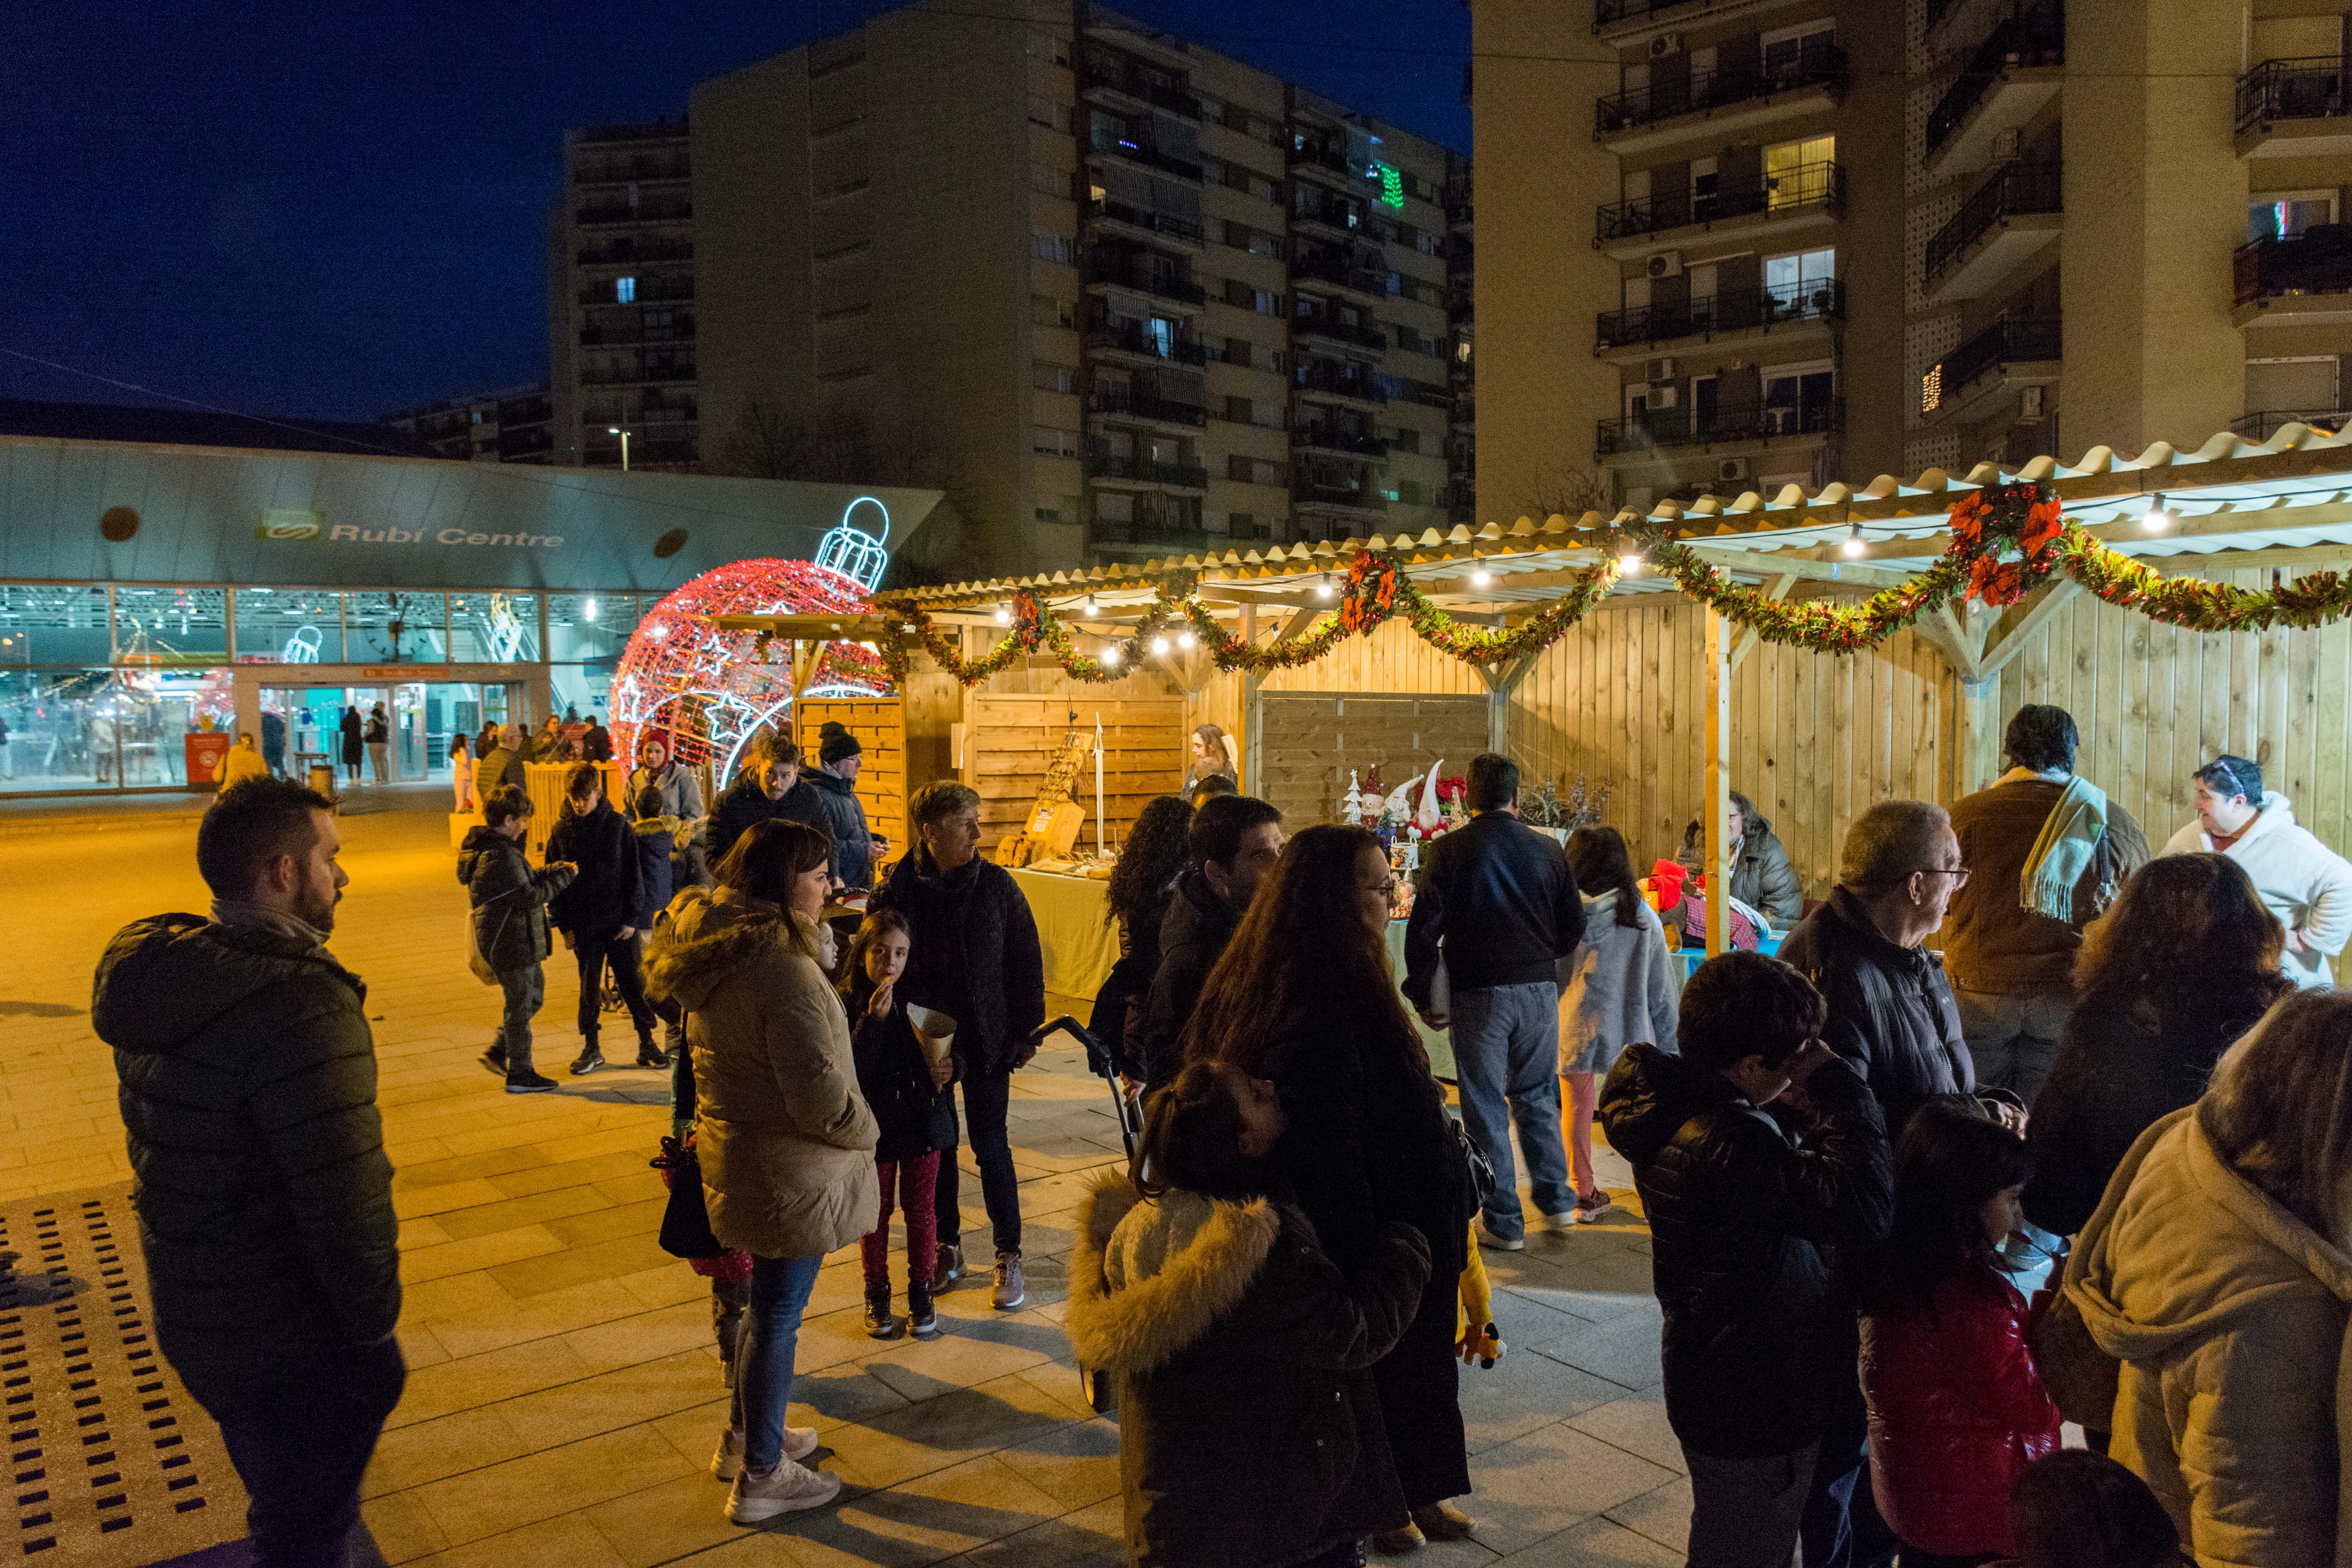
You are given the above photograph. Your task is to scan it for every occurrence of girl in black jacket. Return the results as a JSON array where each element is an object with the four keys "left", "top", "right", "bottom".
[
  {"left": 545, "top": 763, "right": 660, "bottom": 1074},
  {"left": 1065, "top": 1058, "right": 1431, "bottom": 1568},
  {"left": 844, "top": 909, "right": 955, "bottom": 1340}
]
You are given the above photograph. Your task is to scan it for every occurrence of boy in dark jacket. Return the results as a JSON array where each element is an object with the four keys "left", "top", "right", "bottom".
[
  {"left": 631, "top": 784, "right": 690, "bottom": 1062},
  {"left": 459, "top": 786, "right": 577, "bottom": 1092},
  {"left": 844, "top": 909, "right": 956, "bottom": 1340},
  {"left": 1599, "top": 951, "right": 1893, "bottom": 1568},
  {"left": 545, "top": 764, "right": 661, "bottom": 1074}
]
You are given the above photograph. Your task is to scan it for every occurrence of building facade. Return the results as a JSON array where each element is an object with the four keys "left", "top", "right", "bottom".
[
  {"left": 380, "top": 383, "right": 554, "bottom": 464},
  {"left": 1475, "top": 0, "right": 2341, "bottom": 520},
  {"left": 554, "top": 2, "right": 1469, "bottom": 577}
]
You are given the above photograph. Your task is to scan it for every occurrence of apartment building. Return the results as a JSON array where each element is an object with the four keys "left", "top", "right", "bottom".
[
  {"left": 1477, "top": 0, "right": 2327, "bottom": 519},
  {"left": 547, "top": 119, "right": 699, "bottom": 472},
  {"left": 379, "top": 383, "right": 553, "bottom": 464},
  {"left": 625, "top": 0, "right": 1469, "bottom": 577}
]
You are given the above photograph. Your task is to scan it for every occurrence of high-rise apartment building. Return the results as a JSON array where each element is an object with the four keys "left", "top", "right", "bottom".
[
  {"left": 1475, "top": 0, "right": 2328, "bottom": 518},
  {"left": 548, "top": 119, "right": 699, "bottom": 472},
  {"left": 380, "top": 383, "right": 553, "bottom": 464},
  {"left": 550, "top": 2, "right": 1468, "bottom": 577}
]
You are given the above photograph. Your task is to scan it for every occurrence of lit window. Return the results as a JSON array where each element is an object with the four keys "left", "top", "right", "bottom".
[{"left": 616, "top": 277, "right": 636, "bottom": 303}]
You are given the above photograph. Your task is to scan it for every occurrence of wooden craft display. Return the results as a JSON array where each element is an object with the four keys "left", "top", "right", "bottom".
[
  {"left": 994, "top": 729, "right": 1092, "bottom": 867},
  {"left": 1254, "top": 693, "right": 1489, "bottom": 828},
  {"left": 965, "top": 693, "right": 1185, "bottom": 854}
]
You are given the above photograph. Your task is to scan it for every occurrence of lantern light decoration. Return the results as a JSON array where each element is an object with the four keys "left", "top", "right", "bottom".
[
  {"left": 813, "top": 496, "right": 892, "bottom": 591},
  {"left": 611, "top": 557, "right": 884, "bottom": 790}
]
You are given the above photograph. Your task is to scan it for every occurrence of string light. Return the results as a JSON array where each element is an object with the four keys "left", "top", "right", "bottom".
[
  {"left": 1102, "top": 643, "right": 1122, "bottom": 666},
  {"left": 583, "top": 597, "right": 599, "bottom": 621},
  {"left": 994, "top": 608, "right": 1012, "bottom": 625},
  {"left": 1177, "top": 630, "right": 1196, "bottom": 648},
  {"left": 1841, "top": 521, "right": 1866, "bottom": 558},
  {"left": 1470, "top": 567, "right": 1492, "bottom": 587},
  {"left": 1618, "top": 552, "right": 1644, "bottom": 575},
  {"left": 1315, "top": 578, "right": 1335, "bottom": 599},
  {"left": 1151, "top": 635, "right": 1170, "bottom": 655},
  {"left": 2143, "top": 492, "right": 2171, "bottom": 533}
]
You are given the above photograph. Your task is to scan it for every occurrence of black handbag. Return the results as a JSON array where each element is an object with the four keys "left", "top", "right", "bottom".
[
  {"left": 1451, "top": 1114, "right": 1496, "bottom": 1217},
  {"left": 651, "top": 1133, "right": 724, "bottom": 1259}
]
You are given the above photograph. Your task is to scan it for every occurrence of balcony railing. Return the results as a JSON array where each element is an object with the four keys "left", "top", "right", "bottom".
[
  {"left": 1081, "top": 256, "right": 1208, "bottom": 305},
  {"left": 1925, "top": 314, "right": 2061, "bottom": 412},
  {"left": 578, "top": 359, "right": 698, "bottom": 386},
  {"left": 1293, "top": 479, "right": 1387, "bottom": 510},
  {"left": 1292, "top": 251, "right": 1390, "bottom": 298},
  {"left": 1596, "top": 278, "right": 1844, "bottom": 350},
  {"left": 1292, "top": 308, "right": 1389, "bottom": 351},
  {"left": 577, "top": 239, "right": 694, "bottom": 266},
  {"left": 2238, "top": 57, "right": 2352, "bottom": 135},
  {"left": 1596, "top": 160, "right": 1842, "bottom": 243},
  {"left": 578, "top": 279, "right": 696, "bottom": 307},
  {"left": 1092, "top": 521, "right": 1211, "bottom": 550},
  {"left": 1086, "top": 387, "right": 1208, "bottom": 426},
  {"left": 579, "top": 323, "right": 697, "bottom": 348},
  {"left": 2236, "top": 228, "right": 2352, "bottom": 305},
  {"left": 1594, "top": 42, "right": 1847, "bottom": 136},
  {"left": 1593, "top": 0, "right": 1729, "bottom": 27},
  {"left": 1087, "top": 447, "right": 1209, "bottom": 487},
  {"left": 1083, "top": 318, "right": 1207, "bottom": 365},
  {"left": 1294, "top": 364, "right": 1390, "bottom": 404},
  {"left": 1082, "top": 61, "right": 1201, "bottom": 120},
  {"left": 1926, "top": 2, "right": 2065, "bottom": 159},
  {"left": 1597, "top": 397, "right": 1844, "bottom": 456},
  {"left": 576, "top": 154, "right": 690, "bottom": 185},
  {"left": 1294, "top": 424, "right": 1389, "bottom": 457},
  {"left": 576, "top": 200, "right": 692, "bottom": 225},
  {"left": 2234, "top": 408, "right": 2350, "bottom": 441},
  {"left": 1084, "top": 199, "right": 1202, "bottom": 245},
  {"left": 1294, "top": 192, "right": 1371, "bottom": 234},
  {"left": 1086, "top": 131, "right": 1203, "bottom": 182},
  {"left": 1287, "top": 140, "right": 1357, "bottom": 177},
  {"left": 1924, "top": 163, "right": 2063, "bottom": 287}
]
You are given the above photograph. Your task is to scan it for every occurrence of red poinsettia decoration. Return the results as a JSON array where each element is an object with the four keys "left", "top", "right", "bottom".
[
  {"left": 1969, "top": 555, "right": 2028, "bottom": 607},
  {"left": 1011, "top": 591, "right": 1045, "bottom": 652},
  {"left": 1951, "top": 482, "right": 2062, "bottom": 608},
  {"left": 1340, "top": 553, "right": 1400, "bottom": 635},
  {"left": 1434, "top": 775, "right": 1467, "bottom": 804}
]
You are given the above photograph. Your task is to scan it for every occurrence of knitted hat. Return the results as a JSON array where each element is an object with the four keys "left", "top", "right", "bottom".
[{"left": 818, "top": 721, "right": 862, "bottom": 765}]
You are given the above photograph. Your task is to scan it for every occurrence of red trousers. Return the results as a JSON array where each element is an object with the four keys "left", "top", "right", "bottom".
[{"left": 860, "top": 1150, "right": 942, "bottom": 1290}]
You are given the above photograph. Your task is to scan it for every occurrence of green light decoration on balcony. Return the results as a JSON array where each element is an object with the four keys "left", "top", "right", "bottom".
[{"left": 1374, "top": 161, "right": 1405, "bottom": 209}]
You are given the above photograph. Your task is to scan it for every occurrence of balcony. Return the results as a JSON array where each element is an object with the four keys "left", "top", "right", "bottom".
[
  {"left": 577, "top": 238, "right": 693, "bottom": 266},
  {"left": 1292, "top": 306, "right": 1389, "bottom": 352},
  {"left": 1287, "top": 138, "right": 1359, "bottom": 183},
  {"left": 1293, "top": 424, "right": 1389, "bottom": 458},
  {"left": 579, "top": 359, "right": 698, "bottom": 387},
  {"left": 1086, "top": 129, "right": 1202, "bottom": 183},
  {"left": 1081, "top": 60, "right": 1201, "bottom": 121},
  {"left": 1085, "top": 386, "right": 1207, "bottom": 428},
  {"left": 1922, "top": 163, "right": 2063, "bottom": 303},
  {"left": 575, "top": 153, "right": 690, "bottom": 185},
  {"left": 1293, "top": 363, "right": 1390, "bottom": 406},
  {"left": 1919, "top": 314, "right": 2060, "bottom": 427},
  {"left": 1083, "top": 198, "right": 1203, "bottom": 249},
  {"left": 579, "top": 322, "right": 697, "bottom": 348},
  {"left": 2234, "top": 408, "right": 2350, "bottom": 442},
  {"left": 1924, "top": 2, "right": 2065, "bottom": 176},
  {"left": 1292, "top": 477, "right": 1387, "bottom": 513},
  {"left": 2235, "top": 229, "right": 2352, "bottom": 327},
  {"left": 577, "top": 279, "right": 696, "bottom": 307},
  {"left": 2237, "top": 58, "right": 2352, "bottom": 158},
  {"left": 576, "top": 198, "right": 692, "bottom": 226},
  {"left": 1293, "top": 191, "right": 1374, "bottom": 242},
  {"left": 1087, "top": 446, "right": 1209, "bottom": 489},
  {"left": 1083, "top": 317, "right": 1207, "bottom": 367},
  {"left": 1291, "top": 250, "right": 1390, "bottom": 303},
  {"left": 1597, "top": 397, "right": 1843, "bottom": 460},
  {"left": 1594, "top": 43, "right": 1847, "bottom": 153},
  {"left": 1081, "top": 255, "right": 1207, "bottom": 308},
  {"left": 1091, "top": 522, "right": 1212, "bottom": 554},
  {"left": 1595, "top": 161, "right": 1842, "bottom": 258},
  {"left": 1595, "top": 279, "right": 1842, "bottom": 359}
]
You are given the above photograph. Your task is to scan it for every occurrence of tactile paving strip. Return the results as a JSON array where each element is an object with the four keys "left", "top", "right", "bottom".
[{"left": 0, "top": 1184, "right": 241, "bottom": 1565}]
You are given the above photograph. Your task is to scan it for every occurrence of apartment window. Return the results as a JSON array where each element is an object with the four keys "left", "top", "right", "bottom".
[
  {"left": 1196, "top": 92, "right": 1224, "bottom": 121},
  {"left": 1227, "top": 511, "right": 1259, "bottom": 539},
  {"left": 1033, "top": 295, "right": 1075, "bottom": 328},
  {"left": 1265, "top": 349, "right": 1284, "bottom": 374},
  {"left": 1025, "top": 29, "right": 1069, "bottom": 66},
  {"left": 1035, "top": 505, "right": 1063, "bottom": 523},
  {"left": 1033, "top": 232, "right": 1075, "bottom": 265},
  {"left": 1030, "top": 163, "right": 1070, "bottom": 199},
  {"left": 1396, "top": 481, "right": 1423, "bottom": 506},
  {"left": 615, "top": 276, "right": 636, "bottom": 304},
  {"left": 1033, "top": 426, "right": 1080, "bottom": 456},
  {"left": 1224, "top": 336, "right": 1252, "bottom": 368},
  {"left": 1227, "top": 454, "right": 1256, "bottom": 482},
  {"left": 1392, "top": 427, "right": 1420, "bottom": 455},
  {"left": 1225, "top": 395, "right": 1254, "bottom": 423},
  {"left": 1763, "top": 363, "right": 1836, "bottom": 434},
  {"left": 1691, "top": 157, "right": 1719, "bottom": 220},
  {"left": 1027, "top": 94, "right": 1069, "bottom": 132},
  {"left": 1416, "top": 232, "right": 1440, "bottom": 255},
  {"left": 2252, "top": 189, "right": 2337, "bottom": 242},
  {"left": 1764, "top": 247, "right": 1837, "bottom": 308},
  {"left": 1762, "top": 18, "right": 1835, "bottom": 80},
  {"left": 1033, "top": 363, "right": 1078, "bottom": 394},
  {"left": 1250, "top": 289, "right": 1280, "bottom": 315},
  {"left": 1765, "top": 136, "right": 1836, "bottom": 210}
]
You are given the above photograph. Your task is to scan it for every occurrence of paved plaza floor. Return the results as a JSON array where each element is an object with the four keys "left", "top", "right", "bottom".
[{"left": 0, "top": 799, "right": 1691, "bottom": 1567}]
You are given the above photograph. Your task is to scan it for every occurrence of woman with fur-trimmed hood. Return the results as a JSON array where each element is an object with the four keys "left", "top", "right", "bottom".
[{"left": 1065, "top": 1060, "right": 1432, "bottom": 1568}]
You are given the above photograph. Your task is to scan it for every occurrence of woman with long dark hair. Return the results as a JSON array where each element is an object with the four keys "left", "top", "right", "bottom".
[
  {"left": 1094, "top": 794, "right": 1192, "bottom": 1078},
  {"left": 1187, "top": 823, "right": 1476, "bottom": 1550},
  {"left": 1559, "top": 825, "right": 1676, "bottom": 1224},
  {"left": 2024, "top": 853, "right": 2289, "bottom": 1238},
  {"left": 1860, "top": 1099, "right": 2062, "bottom": 1565}
]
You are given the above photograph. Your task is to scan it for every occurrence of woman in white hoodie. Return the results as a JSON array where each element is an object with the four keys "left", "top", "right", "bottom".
[
  {"left": 2161, "top": 754, "right": 2352, "bottom": 988},
  {"left": 1557, "top": 826, "right": 1677, "bottom": 1223}
]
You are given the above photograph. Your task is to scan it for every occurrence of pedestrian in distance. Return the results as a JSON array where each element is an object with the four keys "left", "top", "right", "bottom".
[
  {"left": 1858, "top": 1098, "right": 2062, "bottom": 1565},
  {"left": 1066, "top": 1057, "right": 1434, "bottom": 1568},
  {"left": 1192, "top": 822, "right": 1479, "bottom": 1552},
  {"left": 2058, "top": 988, "right": 2352, "bottom": 1567},
  {"left": 545, "top": 762, "right": 662, "bottom": 1073},
  {"left": 92, "top": 775, "right": 403, "bottom": 1568},
  {"left": 2024, "top": 853, "right": 2289, "bottom": 1240},
  {"left": 644, "top": 818, "right": 877, "bottom": 1524},
  {"left": 449, "top": 730, "right": 474, "bottom": 811},
  {"left": 843, "top": 908, "right": 955, "bottom": 1341},
  {"left": 260, "top": 708, "right": 287, "bottom": 777},
  {"left": 807, "top": 721, "right": 891, "bottom": 892},
  {"left": 461, "top": 786, "right": 577, "bottom": 1093},
  {"left": 870, "top": 780, "right": 1046, "bottom": 1309},
  {"left": 1404, "top": 751, "right": 1587, "bottom": 1251},
  {"left": 338, "top": 703, "right": 363, "bottom": 782},
  {"left": 2157, "top": 752, "right": 2352, "bottom": 989},
  {"left": 581, "top": 713, "right": 613, "bottom": 763},
  {"left": 474, "top": 721, "right": 524, "bottom": 801},
  {"left": 1557, "top": 824, "right": 1676, "bottom": 1225},
  {"left": 363, "top": 702, "right": 389, "bottom": 783},
  {"left": 1599, "top": 951, "right": 1894, "bottom": 1568},
  {"left": 216, "top": 731, "right": 269, "bottom": 789},
  {"left": 1094, "top": 793, "right": 1192, "bottom": 1082},
  {"left": 1129, "top": 792, "right": 1282, "bottom": 1093}
]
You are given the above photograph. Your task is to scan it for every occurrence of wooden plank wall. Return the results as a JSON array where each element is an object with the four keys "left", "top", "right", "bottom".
[
  {"left": 1256, "top": 693, "right": 1492, "bottom": 828},
  {"left": 964, "top": 693, "right": 1188, "bottom": 852},
  {"left": 794, "top": 696, "right": 907, "bottom": 852}
]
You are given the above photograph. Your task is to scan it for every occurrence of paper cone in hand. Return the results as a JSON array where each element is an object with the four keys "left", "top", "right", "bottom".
[{"left": 906, "top": 1005, "right": 958, "bottom": 1069}]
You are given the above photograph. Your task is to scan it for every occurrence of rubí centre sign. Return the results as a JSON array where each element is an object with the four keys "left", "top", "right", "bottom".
[{"left": 256, "top": 510, "right": 562, "bottom": 550}]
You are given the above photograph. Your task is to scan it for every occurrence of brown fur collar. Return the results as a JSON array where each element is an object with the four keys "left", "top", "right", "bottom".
[
  {"left": 1063, "top": 1168, "right": 1281, "bottom": 1374},
  {"left": 641, "top": 887, "right": 818, "bottom": 1009}
]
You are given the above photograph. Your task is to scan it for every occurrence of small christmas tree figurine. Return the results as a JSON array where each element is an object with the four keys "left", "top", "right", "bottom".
[{"left": 1342, "top": 769, "right": 1365, "bottom": 825}]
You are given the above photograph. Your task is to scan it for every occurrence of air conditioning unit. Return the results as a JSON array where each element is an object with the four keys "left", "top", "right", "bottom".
[
  {"left": 1647, "top": 356, "right": 1678, "bottom": 381},
  {"left": 1648, "top": 250, "right": 1684, "bottom": 279},
  {"left": 1718, "top": 457, "right": 1752, "bottom": 482},
  {"left": 1651, "top": 31, "right": 1684, "bottom": 57},
  {"left": 1649, "top": 385, "right": 1681, "bottom": 410},
  {"left": 1991, "top": 127, "right": 2022, "bottom": 162},
  {"left": 2017, "top": 386, "right": 2046, "bottom": 422}
]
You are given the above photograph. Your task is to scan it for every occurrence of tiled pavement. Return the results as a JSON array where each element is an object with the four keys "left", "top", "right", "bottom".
[{"left": 0, "top": 800, "right": 1692, "bottom": 1566}]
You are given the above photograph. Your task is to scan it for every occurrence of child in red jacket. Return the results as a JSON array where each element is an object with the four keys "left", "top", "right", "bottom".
[{"left": 1860, "top": 1098, "right": 2062, "bottom": 1566}]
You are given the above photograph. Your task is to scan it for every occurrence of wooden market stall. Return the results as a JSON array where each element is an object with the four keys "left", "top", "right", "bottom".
[{"left": 964, "top": 691, "right": 1185, "bottom": 856}]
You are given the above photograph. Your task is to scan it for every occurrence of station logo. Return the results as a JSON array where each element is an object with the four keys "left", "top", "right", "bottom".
[
  {"left": 256, "top": 509, "right": 323, "bottom": 541},
  {"left": 252, "top": 510, "right": 562, "bottom": 550}
]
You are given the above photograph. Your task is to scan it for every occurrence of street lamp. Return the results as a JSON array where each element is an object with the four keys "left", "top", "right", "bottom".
[{"left": 607, "top": 426, "right": 630, "bottom": 472}]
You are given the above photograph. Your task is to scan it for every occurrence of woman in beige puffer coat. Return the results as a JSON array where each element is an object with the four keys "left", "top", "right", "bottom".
[
  {"left": 2062, "top": 988, "right": 2352, "bottom": 1568},
  {"left": 645, "top": 817, "right": 877, "bottom": 1525}
]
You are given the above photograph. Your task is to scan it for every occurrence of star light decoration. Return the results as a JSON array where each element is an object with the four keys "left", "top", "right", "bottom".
[{"left": 610, "top": 557, "right": 885, "bottom": 790}]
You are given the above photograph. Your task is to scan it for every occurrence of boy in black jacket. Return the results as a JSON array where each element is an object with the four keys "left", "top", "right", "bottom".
[
  {"left": 544, "top": 763, "right": 661, "bottom": 1074},
  {"left": 458, "top": 786, "right": 576, "bottom": 1093},
  {"left": 631, "top": 784, "right": 689, "bottom": 1062}
]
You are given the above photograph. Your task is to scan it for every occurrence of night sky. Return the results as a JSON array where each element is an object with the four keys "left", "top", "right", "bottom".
[{"left": 8, "top": 1, "right": 1469, "bottom": 425}]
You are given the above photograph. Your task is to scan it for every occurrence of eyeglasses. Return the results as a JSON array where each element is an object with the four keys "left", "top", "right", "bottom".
[{"left": 1912, "top": 866, "right": 1971, "bottom": 886}]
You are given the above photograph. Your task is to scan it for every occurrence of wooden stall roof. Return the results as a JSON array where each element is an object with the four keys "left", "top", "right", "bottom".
[{"left": 860, "top": 426, "right": 2352, "bottom": 620}]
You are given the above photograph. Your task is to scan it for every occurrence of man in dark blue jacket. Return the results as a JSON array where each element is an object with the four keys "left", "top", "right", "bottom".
[{"left": 1404, "top": 753, "right": 1586, "bottom": 1248}]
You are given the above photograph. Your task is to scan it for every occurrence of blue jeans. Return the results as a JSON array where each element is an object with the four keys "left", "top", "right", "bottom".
[
  {"left": 1449, "top": 980, "right": 1571, "bottom": 1240},
  {"left": 730, "top": 1252, "right": 824, "bottom": 1470}
]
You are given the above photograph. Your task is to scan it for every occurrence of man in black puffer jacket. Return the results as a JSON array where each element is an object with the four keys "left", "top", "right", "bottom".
[
  {"left": 91, "top": 776, "right": 403, "bottom": 1568},
  {"left": 1600, "top": 951, "right": 1891, "bottom": 1568},
  {"left": 1130, "top": 794, "right": 1285, "bottom": 1091}
]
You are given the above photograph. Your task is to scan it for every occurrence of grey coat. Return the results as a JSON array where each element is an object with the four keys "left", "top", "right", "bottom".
[{"left": 1558, "top": 889, "right": 1678, "bottom": 1075}]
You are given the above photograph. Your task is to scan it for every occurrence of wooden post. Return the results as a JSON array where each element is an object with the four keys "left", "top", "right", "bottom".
[
  {"left": 1955, "top": 675, "right": 1998, "bottom": 797},
  {"left": 1704, "top": 608, "right": 1732, "bottom": 959}
]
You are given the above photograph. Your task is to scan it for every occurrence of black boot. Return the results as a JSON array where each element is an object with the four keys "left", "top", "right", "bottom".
[
  {"left": 863, "top": 1282, "right": 903, "bottom": 1341},
  {"left": 905, "top": 1280, "right": 940, "bottom": 1339},
  {"left": 570, "top": 1034, "right": 606, "bottom": 1076},
  {"left": 635, "top": 1035, "right": 669, "bottom": 1069}
]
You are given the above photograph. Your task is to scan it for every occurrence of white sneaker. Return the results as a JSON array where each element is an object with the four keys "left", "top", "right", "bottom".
[
  {"left": 785, "top": 1424, "right": 820, "bottom": 1462},
  {"left": 713, "top": 1426, "right": 816, "bottom": 1480},
  {"left": 726, "top": 1459, "right": 842, "bottom": 1523}
]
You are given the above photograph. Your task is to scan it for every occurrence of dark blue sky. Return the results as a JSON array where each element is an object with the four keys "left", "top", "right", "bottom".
[{"left": 6, "top": 1, "right": 1468, "bottom": 424}]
